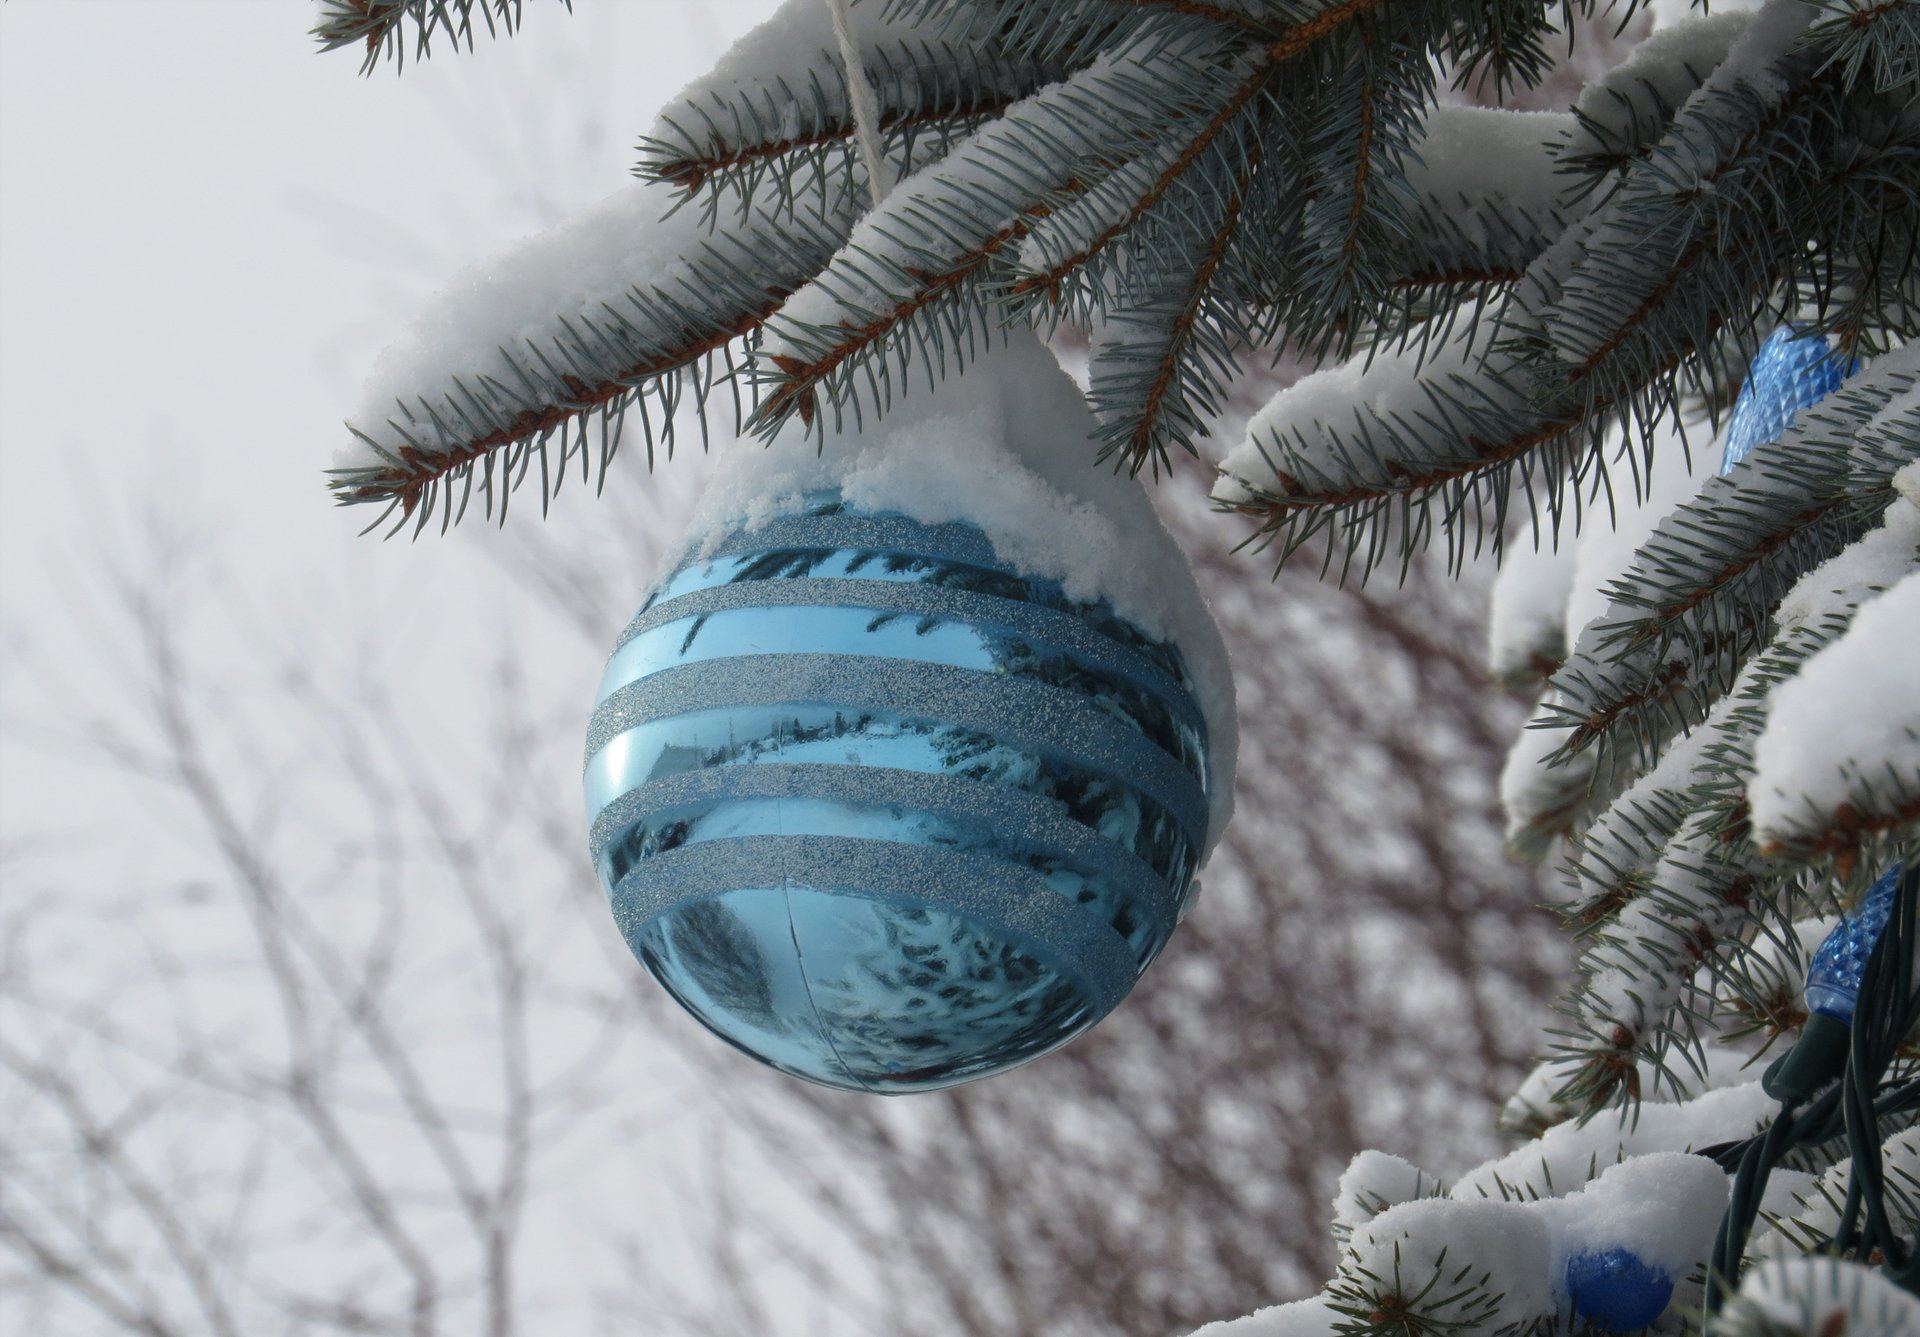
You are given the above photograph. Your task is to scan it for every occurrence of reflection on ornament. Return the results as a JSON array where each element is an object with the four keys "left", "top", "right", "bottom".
[
  {"left": 584, "top": 493, "right": 1215, "bottom": 1093},
  {"left": 1806, "top": 865, "right": 1902, "bottom": 1023},
  {"left": 1565, "top": 1248, "right": 1674, "bottom": 1332}
]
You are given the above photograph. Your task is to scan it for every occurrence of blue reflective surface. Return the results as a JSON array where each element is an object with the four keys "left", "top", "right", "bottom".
[
  {"left": 586, "top": 705, "right": 1196, "bottom": 888},
  {"left": 1719, "top": 326, "right": 1855, "bottom": 476},
  {"left": 634, "top": 889, "right": 1096, "bottom": 1094},
  {"left": 598, "top": 795, "right": 1169, "bottom": 964},
  {"left": 1806, "top": 864, "right": 1902, "bottom": 1022},
  {"left": 584, "top": 493, "right": 1212, "bottom": 1092},
  {"left": 1565, "top": 1249, "right": 1673, "bottom": 1332},
  {"left": 596, "top": 602, "right": 1206, "bottom": 781},
  {"left": 637, "top": 538, "right": 1199, "bottom": 694}
]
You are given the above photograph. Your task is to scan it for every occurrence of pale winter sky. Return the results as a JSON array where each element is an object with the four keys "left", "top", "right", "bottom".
[
  {"left": 0, "top": 3, "right": 785, "bottom": 893},
  {"left": 0, "top": 3, "right": 879, "bottom": 1331}
]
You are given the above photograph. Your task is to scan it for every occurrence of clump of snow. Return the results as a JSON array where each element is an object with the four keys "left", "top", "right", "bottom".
[
  {"left": 1724, "top": 1256, "right": 1920, "bottom": 1334},
  {"left": 1213, "top": 313, "right": 1505, "bottom": 505},
  {"left": 1487, "top": 534, "right": 1577, "bottom": 684},
  {"left": 1405, "top": 106, "right": 1575, "bottom": 259},
  {"left": 1647, "top": 0, "right": 1767, "bottom": 28},
  {"left": 1565, "top": 416, "right": 1714, "bottom": 637},
  {"left": 343, "top": 178, "right": 721, "bottom": 467},
  {"left": 1758, "top": 1124, "right": 1919, "bottom": 1257},
  {"left": 1774, "top": 466, "right": 1920, "bottom": 630},
  {"left": 1332, "top": 1150, "right": 1443, "bottom": 1238},
  {"left": 1548, "top": 1153, "right": 1727, "bottom": 1291},
  {"left": 1568, "top": 9, "right": 1752, "bottom": 161},
  {"left": 1186, "top": 1297, "right": 1335, "bottom": 1337},
  {"left": 1346, "top": 1198, "right": 1557, "bottom": 1328},
  {"left": 1409, "top": 107, "right": 1572, "bottom": 207},
  {"left": 681, "top": 333, "right": 1239, "bottom": 853},
  {"left": 1498, "top": 705, "right": 1593, "bottom": 858},
  {"left": 1455, "top": 1082, "right": 1777, "bottom": 1203},
  {"left": 1749, "top": 480, "right": 1920, "bottom": 849},
  {"left": 655, "top": 0, "right": 901, "bottom": 120}
]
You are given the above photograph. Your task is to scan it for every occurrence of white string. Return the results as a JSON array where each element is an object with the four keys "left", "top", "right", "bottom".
[{"left": 826, "top": 0, "right": 895, "bottom": 203}]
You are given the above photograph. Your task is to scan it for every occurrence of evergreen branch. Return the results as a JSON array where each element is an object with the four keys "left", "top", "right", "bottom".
[
  {"left": 1805, "top": 0, "right": 1920, "bottom": 97},
  {"left": 757, "top": 217, "right": 1029, "bottom": 431},
  {"left": 639, "top": 37, "right": 1067, "bottom": 205},
  {"left": 1557, "top": 10, "right": 1753, "bottom": 194},
  {"left": 1085, "top": 140, "right": 1264, "bottom": 471},
  {"left": 753, "top": 40, "right": 1234, "bottom": 432},
  {"left": 1261, "top": 0, "right": 1387, "bottom": 63},
  {"left": 1551, "top": 604, "right": 1904, "bottom": 1110},
  {"left": 311, "top": 0, "right": 555, "bottom": 73},
  {"left": 1001, "top": 59, "right": 1270, "bottom": 310},
  {"left": 331, "top": 198, "right": 853, "bottom": 530},
  {"left": 1544, "top": 354, "right": 1919, "bottom": 774}
]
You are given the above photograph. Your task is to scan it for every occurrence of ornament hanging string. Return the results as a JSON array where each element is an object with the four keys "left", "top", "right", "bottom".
[{"left": 827, "top": 0, "right": 895, "bottom": 202}]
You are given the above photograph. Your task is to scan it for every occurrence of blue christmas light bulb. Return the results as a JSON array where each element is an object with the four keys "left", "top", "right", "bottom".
[
  {"left": 1718, "top": 326, "right": 1854, "bottom": 477},
  {"left": 1805, "top": 865, "right": 1903, "bottom": 1023},
  {"left": 1565, "top": 1248, "right": 1674, "bottom": 1332}
]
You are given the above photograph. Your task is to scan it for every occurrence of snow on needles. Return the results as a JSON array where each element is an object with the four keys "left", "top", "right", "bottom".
[
  {"left": 1748, "top": 472, "right": 1920, "bottom": 852},
  {"left": 680, "top": 333, "right": 1239, "bottom": 854},
  {"left": 341, "top": 179, "right": 725, "bottom": 469}
]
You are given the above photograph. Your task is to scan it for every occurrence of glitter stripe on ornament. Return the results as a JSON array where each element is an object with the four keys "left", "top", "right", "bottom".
[
  {"left": 615, "top": 568, "right": 1201, "bottom": 721},
  {"left": 596, "top": 585, "right": 1206, "bottom": 782},
  {"left": 586, "top": 655, "right": 1210, "bottom": 843},
  {"left": 613, "top": 836, "right": 1139, "bottom": 1014},
  {"left": 585, "top": 704, "right": 1197, "bottom": 890},
  {"left": 589, "top": 763, "right": 1182, "bottom": 964}
]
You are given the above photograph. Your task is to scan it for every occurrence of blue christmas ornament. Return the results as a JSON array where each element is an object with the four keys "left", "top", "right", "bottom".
[
  {"left": 583, "top": 492, "right": 1215, "bottom": 1094},
  {"left": 1718, "top": 326, "right": 1854, "bottom": 477},
  {"left": 1565, "top": 1248, "right": 1674, "bottom": 1332},
  {"left": 1805, "top": 865, "right": 1903, "bottom": 1023}
]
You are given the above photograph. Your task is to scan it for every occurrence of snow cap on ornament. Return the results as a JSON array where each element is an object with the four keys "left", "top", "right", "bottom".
[{"left": 583, "top": 335, "right": 1235, "bottom": 1093}]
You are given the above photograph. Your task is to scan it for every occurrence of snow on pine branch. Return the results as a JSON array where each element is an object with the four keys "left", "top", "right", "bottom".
[
  {"left": 1543, "top": 348, "right": 1919, "bottom": 778},
  {"left": 1218, "top": 0, "right": 1917, "bottom": 583},
  {"left": 1548, "top": 494, "right": 1920, "bottom": 1099},
  {"left": 1749, "top": 475, "right": 1920, "bottom": 863},
  {"left": 332, "top": 181, "right": 851, "bottom": 531},
  {"left": 312, "top": 0, "right": 554, "bottom": 73},
  {"left": 1714, "top": 1257, "right": 1920, "bottom": 1337},
  {"left": 1486, "top": 532, "right": 1576, "bottom": 688},
  {"left": 636, "top": 0, "right": 1065, "bottom": 205},
  {"left": 1557, "top": 9, "right": 1753, "bottom": 187},
  {"left": 753, "top": 33, "right": 1246, "bottom": 437},
  {"left": 1388, "top": 106, "right": 1579, "bottom": 290},
  {"left": 1215, "top": 302, "right": 1607, "bottom": 581}
]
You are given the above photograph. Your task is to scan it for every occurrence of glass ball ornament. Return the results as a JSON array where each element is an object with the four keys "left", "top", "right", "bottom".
[
  {"left": 1718, "top": 325, "right": 1854, "bottom": 477},
  {"left": 583, "top": 491, "right": 1217, "bottom": 1093},
  {"left": 1805, "top": 864, "right": 1903, "bottom": 1023},
  {"left": 1564, "top": 1248, "right": 1674, "bottom": 1332}
]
